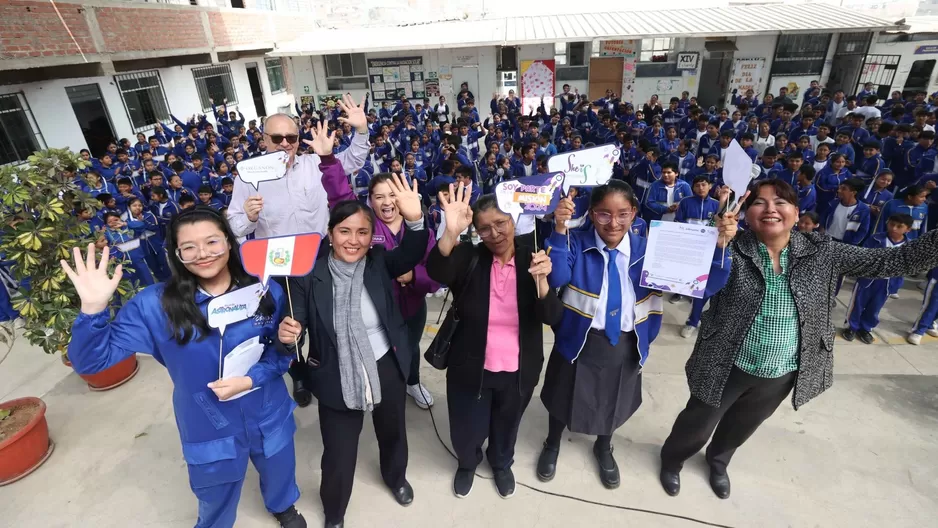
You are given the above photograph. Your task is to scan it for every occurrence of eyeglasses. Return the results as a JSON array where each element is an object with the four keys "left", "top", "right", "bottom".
[
  {"left": 593, "top": 211, "right": 634, "bottom": 226},
  {"left": 175, "top": 238, "right": 227, "bottom": 263},
  {"left": 476, "top": 219, "right": 511, "bottom": 239},
  {"left": 266, "top": 134, "right": 299, "bottom": 145}
]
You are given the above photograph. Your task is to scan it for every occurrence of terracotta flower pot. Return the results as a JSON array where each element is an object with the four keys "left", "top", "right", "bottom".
[
  {"left": 0, "top": 397, "right": 55, "bottom": 486},
  {"left": 77, "top": 354, "right": 139, "bottom": 391}
]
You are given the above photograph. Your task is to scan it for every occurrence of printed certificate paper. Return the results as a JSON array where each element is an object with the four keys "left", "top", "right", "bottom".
[{"left": 640, "top": 220, "right": 719, "bottom": 299}]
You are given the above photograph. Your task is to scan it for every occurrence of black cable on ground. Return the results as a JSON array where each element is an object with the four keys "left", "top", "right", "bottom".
[{"left": 424, "top": 403, "right": 736, "bottom": 528}]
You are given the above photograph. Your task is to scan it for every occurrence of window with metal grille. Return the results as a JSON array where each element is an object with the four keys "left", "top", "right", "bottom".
[
  {"left": 0, "top": 93, "right": 44, "bottom": 165},
  {"left": 324, "top": 53, "right": 368, "bottom": 91},
  {"left": 115, "top": 70, "right": 171, "bottom": 133},
  {"left": 554, "top": 42, "right": 587, "bottom": 67},
  {"left": 771, "top": 34, "right": 832, "bottom": 76},
  {"left": 192, "top": 64, "right": 238, "bottom": 112},
  {"left": 266, "top": 58, "right": 286, "bottom": 94},
  {"left": 640, "top": 38, "right": 674, "bottom": 63}
]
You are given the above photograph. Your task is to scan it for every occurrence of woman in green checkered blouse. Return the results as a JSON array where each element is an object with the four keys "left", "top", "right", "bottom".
[{"left": 658, "top": 178, "right": 938, "bottom": 500}]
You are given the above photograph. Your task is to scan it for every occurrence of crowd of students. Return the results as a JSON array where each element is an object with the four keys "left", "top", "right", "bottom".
[{"left": 51, "top": 78, "right": 938, "bottom": 528}]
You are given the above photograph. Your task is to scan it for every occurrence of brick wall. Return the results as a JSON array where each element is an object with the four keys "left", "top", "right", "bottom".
[
  {"left": 209, "top": 11, "right": 272, "bottom": 48},
  {"left": 96, "top": 7, "right": 209, "bottom": 52},
  {"left": 0, "top": 1, "right": 95, "bottom": 59}
]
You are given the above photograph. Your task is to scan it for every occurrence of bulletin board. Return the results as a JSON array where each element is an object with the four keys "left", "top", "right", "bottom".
[
  {"left": 520, "top": 59, "right": 555, "bottom": 114},
  {"left": 368, "top": 56, "right": 426, "bottom": 102}
]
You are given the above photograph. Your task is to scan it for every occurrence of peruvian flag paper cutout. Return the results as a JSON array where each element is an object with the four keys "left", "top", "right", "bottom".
[{"left": 240, "top": 233, "right": 322, "bottom": 284}]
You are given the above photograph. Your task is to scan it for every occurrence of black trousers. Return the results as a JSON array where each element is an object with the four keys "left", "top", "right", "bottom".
[
  {"left": 447, "top": 370, "right": 533, "bottom": 472},
  {"left": 403, "top": 300, "right": 428, "bottom": 386},
  {"left": 660, "top": 366, "right": 795, "bottom": 474},
  {"left": 318, "top": 353, "right": 408, "bottom": 524}
]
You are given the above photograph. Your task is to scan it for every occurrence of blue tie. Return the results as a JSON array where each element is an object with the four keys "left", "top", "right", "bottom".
[{"left": 604, "top": 248, "right": 622, "bottom": 346}]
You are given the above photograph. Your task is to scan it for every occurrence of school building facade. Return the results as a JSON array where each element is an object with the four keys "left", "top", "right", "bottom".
[{"left": 0, "top": 1, "right": 934, "bottom": 165}]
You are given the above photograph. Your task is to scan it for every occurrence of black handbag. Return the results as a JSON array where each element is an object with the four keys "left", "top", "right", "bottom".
[{"left": 424, "top": 252, "right": 479, "bottom": 370}]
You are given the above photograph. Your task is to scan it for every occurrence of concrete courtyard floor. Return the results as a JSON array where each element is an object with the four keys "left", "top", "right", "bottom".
[{"left": 1, "top": 278, "right": 937, "bottom": 528}]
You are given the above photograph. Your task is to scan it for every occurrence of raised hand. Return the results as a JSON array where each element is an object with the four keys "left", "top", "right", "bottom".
[
  {"left": 302, "top": 120, "right": 335, "bottom": 156},
  {"left": 337, "top": 93, "right": 368, "bottom": 133},
  {"left": 716, "top": 190, "right": 748, "bottom": 249},
  {"left": 553, "top": 196, "right": 575, "bottom": 234},
  {"left": 387, "top": 172, "right": 422, "bottom": 222},
  {"left": 528, "top": 250, "right": 553, "bottom": 299},
  {"left": 439, "top": 182, "right": 473, "bottom": 236},
  {"left": 243, "top": 196, "right": 264, "bottom": 222},
  {"left": 60, "top": 243, "right": 123, "bottom": 315}
]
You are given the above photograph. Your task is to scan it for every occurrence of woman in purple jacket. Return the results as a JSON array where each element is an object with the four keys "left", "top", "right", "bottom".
[{"left": 369, "top": 173, "right": 440, "bottom": 409}]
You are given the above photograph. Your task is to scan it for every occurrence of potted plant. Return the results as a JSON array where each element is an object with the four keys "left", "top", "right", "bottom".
[
  {"left": 0, "top": 148, "right": 141, "bottom": 390},
  {"left": 0, "top": 397, "right": 53, "bottom": 485}
]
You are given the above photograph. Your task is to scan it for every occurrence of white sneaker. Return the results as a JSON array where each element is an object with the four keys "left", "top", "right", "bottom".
[
  {"left": 906, "top": 333, "right": 923, "bottom": 345},
  {"left": 434, "top": 288, "right": 448, "bottom": 298},
  {"left": 889, "top": 293, "right": 900, "bottom": 299},
  {"left": 927, "top": 328, "right": 938, "bottom": 338},
  {"left": 680, "top": 325, "right": 698, "bottom": 339},
  {"left": 407, "top": 383, "right": 434, "bottom": 409}
]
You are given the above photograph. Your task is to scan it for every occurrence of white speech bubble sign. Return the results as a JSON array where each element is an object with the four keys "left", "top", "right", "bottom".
[
  {"left": 547, "top": 144, "right": 621, "bottom": 193},
  {"left": 722, "top": 140, "right": 756, "bottom": 209},
  {"left": 207, "top": 282, "right": 266, "bottom": 336},
  {"left": 494, "top": 180, "right": 523, "bottom": 224},
  {"left": 236, "top": 151, "right": 290, "bottom": 191}
]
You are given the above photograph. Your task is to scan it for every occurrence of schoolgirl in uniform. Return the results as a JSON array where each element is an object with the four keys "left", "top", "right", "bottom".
[
  {"left": 63, "top": 207, "right": 306, "bottom": 528},
  {"left": 536, "top": 180, "right": 738, "bottom": 489}
]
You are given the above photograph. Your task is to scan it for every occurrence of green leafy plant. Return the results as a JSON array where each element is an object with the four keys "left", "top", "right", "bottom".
[{"left": 0, "top": 149, "right": 139, "bottom": 355}]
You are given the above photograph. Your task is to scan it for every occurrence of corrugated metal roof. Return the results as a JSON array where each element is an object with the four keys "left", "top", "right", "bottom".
[
  {"left": 270, "top": 4, "right": 903, "bottom": 56},
  {"left": 887, "top": 16, "right": 938, "bottom": 34}
]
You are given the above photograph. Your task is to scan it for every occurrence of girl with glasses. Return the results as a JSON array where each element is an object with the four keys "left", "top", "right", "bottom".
[
  {"left": 537, "top": 180, "right": 739, "bottom": 490},
  {"left": 427, "top": 187, "right": 562, "bottom": 500},
  {"left": 61, "top": 207, "right": 307, "bottom": 528}
]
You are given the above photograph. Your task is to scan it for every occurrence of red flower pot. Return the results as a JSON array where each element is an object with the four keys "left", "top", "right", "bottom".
[
  {"left": 77, "top": 354, "right": 139, "bottom": 391},
  {"left": 0, "top": 397, "right": 54, "bottom": 486}
]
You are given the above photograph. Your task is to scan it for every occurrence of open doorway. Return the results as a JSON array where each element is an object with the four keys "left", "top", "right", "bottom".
[
  {"left": 245, "top": 63, "right": 268, "bottom": 118},
  {"left": 903, "top": 59, "right": 936, "bottom": 99},
  {"left": 65, "top": 84, "right": 115, "bottom": 157}
]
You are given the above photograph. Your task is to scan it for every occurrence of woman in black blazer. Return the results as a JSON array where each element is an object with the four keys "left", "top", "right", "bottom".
[
  {"left": 277, "top": 174, "right": 429, "bottom": 528},
  {"left": 426, "top": 186, "right": 563, "bottom": 500}
]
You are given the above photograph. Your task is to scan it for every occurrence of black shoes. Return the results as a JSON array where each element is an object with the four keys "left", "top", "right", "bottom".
[
  {"left": 659, "top": 468, "right": 681, "bottom": 496},
  {"left": 273, "top": 506, "right": 307, "bottom": 528},
  {"left": 453, "top": 468, "right": 475, "bottom": 498},
  {"left": 536, "top": 442, "right": 560, "bottom": 482},
  {"left": 293, "top": 379, "right": 312, "bottom": 408},
  {"left": 391, "top": 480, "right": 414, "bottom": 506},
  {"left": 493, "top": 468, "right": 516, "bottom": 498},
  {"left": 323, "top": 521, "right": 343, "bottom": 528},
  {"left": 857, "top": 329, "right": 875, "bottom": 344},
  {"left": 709, "top": 469, "right": 731, "bottom": 499},
  {"left": 842, "top": 328, "right": 856, "bottom": 342},
  {"left": 592, "top": 442, "right": 620, "bottom": 489}
]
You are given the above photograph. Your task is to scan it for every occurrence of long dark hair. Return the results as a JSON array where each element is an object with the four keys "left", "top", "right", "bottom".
[
  {"left": 328, "top": 200, "right": 375, "bottom": 231},
  {"left": 160, "top": 206, "right": 274, "bottom": 345}
]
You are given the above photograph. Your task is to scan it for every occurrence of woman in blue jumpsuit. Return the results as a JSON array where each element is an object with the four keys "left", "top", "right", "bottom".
[
  {"left": 102, "top": 211, "right": 156, "bottom": 287},
  {"left": 62, "top": 207, "right": 307, "bottom": 528}
]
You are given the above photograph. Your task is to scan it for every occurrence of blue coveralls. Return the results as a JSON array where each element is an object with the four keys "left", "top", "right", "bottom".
[
  {"left": 104, "top": 225, "right": 155, "bottom": 287},
  {"left": 912, "top": 268, "right": 938, "bottom": 336},
  {"left": 67, "top": 282, "right": 299, "bottom": 528},
  {"left": 846, "top": 233, "right": 905, "bottom": 332}
]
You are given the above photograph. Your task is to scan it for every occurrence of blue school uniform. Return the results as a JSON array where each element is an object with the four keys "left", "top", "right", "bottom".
[
  {"left": 754, "top": 161, "right": 783, "bottom": 181},
  {"left": 770, "top": 168, "right": 798, "bottom": 188},
  {"left": 821, "top": 199, "right": 871, "bottom": 245},
  {"left": 544, "top": 228, "right": 731, "bottom": 365},
  {"left": 670, "top": 152, "right": 696, "bottom": 181},
  {"left": 643, "top": 179, "right": 692, "bottom": 221},
  {"left": 630, "top": 159, "right": 661, "bottom": 204},
  {"left": 675, "top": 195, "right": 719, "bottom": 226},
  {"left": 912, "top": 268, "right": 938, "bottom": 335},
  {"left": 104, "top": 225, "right": 155, "bottom": 286},
  {"left": 67, "top": 281, "right": 298, "bottom": 528},
  {"left": 798, "top": 183, "right": 817, "bottom": 214},
  {"left": 846, "top": 233, "right": 906, "bottom": 332},
  {"left": 875, "top": 199, "right": 928, "bottom": 239},
  {"left": 836, "top": 143, "right": 856, "bottom": 166},
  {"left": 860, "top": 183, "right": 893, "bottom": 212},
  {"left": 855, "top": 154, "right": 885, "bottom": 184},
  {"left": 630, "top": 217, "right": 648, "bottom": 237},
  {"left": 815, "top": 166, "right": 852, "bottom": 217}
]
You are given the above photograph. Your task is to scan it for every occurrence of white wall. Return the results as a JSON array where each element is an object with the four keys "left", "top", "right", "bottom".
[
  {"left": 1, "top": 57, "right": 296, "bottom": 156},
  {"left": 869, "top": 37, "right": 938, "bottom": 95}
]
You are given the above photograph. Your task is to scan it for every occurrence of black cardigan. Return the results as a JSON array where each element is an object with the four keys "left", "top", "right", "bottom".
[
  {"left": 426, "top": 238, "right": 563, "bottom": 395},
  {"left": 287, "top": 226, "right": 430, "bottom": 411}
]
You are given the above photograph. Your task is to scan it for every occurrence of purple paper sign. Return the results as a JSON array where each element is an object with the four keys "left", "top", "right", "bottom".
[{"left": 494, "top": 172, "right": 565, "bottom": 221}]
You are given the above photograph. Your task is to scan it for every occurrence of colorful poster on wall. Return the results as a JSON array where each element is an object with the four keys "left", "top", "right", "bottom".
[
  {"left": 317, "top": 94, "right": 344, "bottom": 107},
  {"left": 368, "top": 56, "right": 426, "bottom": 102},
  {"left": 425, "top": 79, "right": 440, "bottom": 97},
  {"left": 616, "top": 40, "right": 639, "bottom": 101},
  {"left": 520, "top": 59, "right": 555, "bottom": 114},
  {"left": 727, "top": 58, "right": 765, "bottom": 108}
]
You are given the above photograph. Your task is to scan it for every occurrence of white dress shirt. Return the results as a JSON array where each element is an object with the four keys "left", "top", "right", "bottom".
[
  {"left": 227, "top": 133, "right": 368, "bottom": 238},
  {"left": 590, "top": 230, "right": 636, "bottom": 333}
]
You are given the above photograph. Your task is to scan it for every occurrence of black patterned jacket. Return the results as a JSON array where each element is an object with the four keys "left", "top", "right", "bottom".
[{"left": 688, "top": 228, "right": 938, "bottom": 409}]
